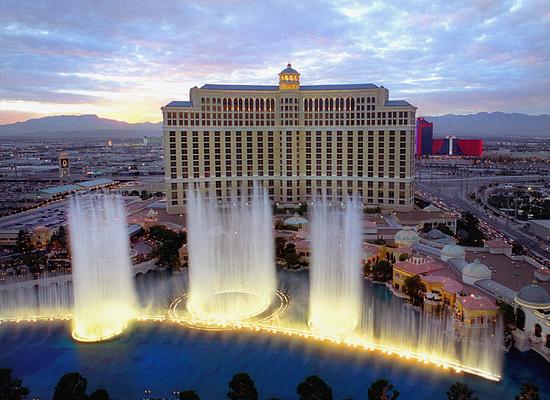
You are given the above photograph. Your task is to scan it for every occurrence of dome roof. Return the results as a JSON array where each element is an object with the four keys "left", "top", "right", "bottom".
[
  {"left": 280, "top": 63, "right": 300, "bottom": 75},
  {"left": 463, "top": 259, "right": 491, "bottom": 279},
  {"left": 516, "top": 284, "right": 550, "bottom": 307},
  {"left": 284, "top": 213, "right": 309, "bottom": 226},
  {"left": 394, "top": 226, "right": 419, "bottom": 247},
  {"left": 441, "top": 244, "right": 465, "bottom": 258}
]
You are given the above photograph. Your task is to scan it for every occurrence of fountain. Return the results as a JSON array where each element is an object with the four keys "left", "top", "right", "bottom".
[
  {"left": 1, "top": 189, "right": 505, "bottom": 383},
  {"left": 309, "top": 199, "right": 362, "bottom": 335},
  {"left": 68, "top": 194, "right": 137, "bottom": 342},
  {"left": 186, "top": 185, "right": 276, "bottom": 322}
]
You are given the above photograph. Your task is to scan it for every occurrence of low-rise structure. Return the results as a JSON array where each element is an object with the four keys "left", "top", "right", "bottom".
[
  {"left": 529, "top": 220, "right": 550, "bottom": 242},
  {"left": 393, "top": 210, "right": 457, "bottom": 233},
  {"left": 455, "top": 294, "right": 498, "bottom": 325}
]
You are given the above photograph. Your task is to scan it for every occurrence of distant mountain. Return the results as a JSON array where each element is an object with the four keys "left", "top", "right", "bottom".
[
  {"left": 424, "top": 112, "right": 550, "bottom": 137},
  {"left": 0, "top": 114, "right": 162, "bottom": 137},
  {"left": 2, "top": 111, "right": 549, "bottom": 138}
]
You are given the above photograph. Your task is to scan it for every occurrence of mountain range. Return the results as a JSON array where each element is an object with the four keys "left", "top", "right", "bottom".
[
  {"left": 0, "top": 112, "right": 549, "bottom": 138},
  {"left": 0, "top": 114, "right": 162, "bottom": 137}
]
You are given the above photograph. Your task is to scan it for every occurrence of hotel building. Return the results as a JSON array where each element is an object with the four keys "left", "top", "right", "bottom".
[{"left": 162, "top": 64, "right": 416, "bottom": 214}]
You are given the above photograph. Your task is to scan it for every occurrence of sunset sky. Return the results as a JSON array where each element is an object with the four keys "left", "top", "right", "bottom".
[{"left": 1, "top": 0, "right": 549, "bottom": 124}]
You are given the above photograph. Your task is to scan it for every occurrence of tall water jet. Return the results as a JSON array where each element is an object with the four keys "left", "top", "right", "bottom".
[
  {"left": 68, "top": 194, "right": 137, "bottom": 342},
  {"left": 309, "top": 199, "right": 362, "bottom": 335},
  {"left": 186, "top": 185, "right": 276, "bottom": 322}
]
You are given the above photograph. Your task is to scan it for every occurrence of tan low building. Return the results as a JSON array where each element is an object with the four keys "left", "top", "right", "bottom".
[{"left": 393, "top": 210, "right": 457, "bottom": 233}]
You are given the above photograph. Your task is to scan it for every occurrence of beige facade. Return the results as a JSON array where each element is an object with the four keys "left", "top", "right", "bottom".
[{"left": 162, "top": 64, "right": 416, "bottom": 214}]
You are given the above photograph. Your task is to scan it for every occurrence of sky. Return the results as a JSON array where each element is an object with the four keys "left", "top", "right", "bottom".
[{"left": 1, "top": 0, "right": 549, "bottom": 124}]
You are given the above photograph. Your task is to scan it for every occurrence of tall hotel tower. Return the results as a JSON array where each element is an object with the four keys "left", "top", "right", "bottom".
[{"left": 162, "top": 64, "right": 416, "bottom": 214}]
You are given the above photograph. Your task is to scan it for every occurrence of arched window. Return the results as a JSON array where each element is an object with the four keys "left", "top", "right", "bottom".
[
  {"left": 244, "top": 98, "right": 248, "bottom": 111},
  {"left": 314, "top": 98, "right": 319, "bottom": 111},
  {"left": 260, "top": 98, "right": 264, "bottom": 111},
  {"left": 222, "top": 98, "right": 227, "bottom": 111},
  {"left": 335, "top": 98, "right": 340, "bottom": 110},
  {"left": 350, "top": 98, "right": 355, "bottom": 110},
  {"left": 255, "top": 98, "right": 260, "bottom": 111},
  {"left": 238, "top": 98, "right": 243, "bottom": 111},
  {"left": 330, "top": 98, "right": 334, "bottom": 110},
  {"left": 534, "top": 323, "right": 542, "bottom": 338},
  {"left": 325, "top": 98, "right": 329, "bottom": 110},
  {"left": 516, "top": 308, "right": 525, "bottom": 331},
  {"left": 319, "top": 98, "right": 323, "bottom": 111},
  {"left": 304, "top": 99, "right": 308, "bottom": 112},
  {"left": 366, "top": 97, "right": 371, "bottom": 103},
  {"left": 345, "top": 98, "right": 350, "bottom": 111},
  {"left": 233, "top": 98, "right": 238, "bottom": 110}
]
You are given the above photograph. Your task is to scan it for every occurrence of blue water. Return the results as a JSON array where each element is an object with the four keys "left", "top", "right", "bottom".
[{"left": 0, "top": 321, "right": 548, "bottom": 400}]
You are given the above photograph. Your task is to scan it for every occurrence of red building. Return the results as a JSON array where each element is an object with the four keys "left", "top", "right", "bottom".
[
  {"left": 416, "top": 117, "right": 433, "bottom": 157},
  {"left": 432, "top": 136, "right": 483, "bottom": 157}
]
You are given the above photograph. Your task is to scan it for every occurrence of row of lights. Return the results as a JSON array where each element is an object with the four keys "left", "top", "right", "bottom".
[{"left": 1, "top": 305, "right": 501, "bottom": 382}]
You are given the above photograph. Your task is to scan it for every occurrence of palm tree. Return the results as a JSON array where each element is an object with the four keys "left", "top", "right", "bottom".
[
  {"left": 89, "top": 389, "right": 110, "bottom": 400},
  {"left": 0, "top": 368, "right": 30, "bottom": 400},
  {"left": 297, "top": 375, "right": 333, "bottom": 400},
  {"left": 52, "top": 372, "right": 88, "bottom": 400},
  {"left": 367, "top": 379, "right": 399, "bottom": 400},
  {"left": 515, "top": 383, "right": 540, "bottom": 400},
  {"left": 446, "top": 382, "right": 477, "bottom": 400},
  {"left": 179, "top": 390, "right": 200, "bottom": 400},
  {"left": 227, "top": 373, "right": 258, "bottom": 400},
  {"left": 402, "top": 275, "right": 426, "bottom": 307}
]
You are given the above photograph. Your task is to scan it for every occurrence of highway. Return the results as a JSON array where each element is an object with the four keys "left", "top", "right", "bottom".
[{"left": 416, "top": 174, "right": 550, "bottom": 263}]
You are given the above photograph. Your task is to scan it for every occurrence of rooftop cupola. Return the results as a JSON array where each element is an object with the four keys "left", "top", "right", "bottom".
[{"left": 279, "top": 63, "right": 300, "bottom": 90}]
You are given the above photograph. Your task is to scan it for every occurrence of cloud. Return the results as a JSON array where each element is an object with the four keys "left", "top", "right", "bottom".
[{"left": 0, "top": 0, "right": 549, "bottom": 123}]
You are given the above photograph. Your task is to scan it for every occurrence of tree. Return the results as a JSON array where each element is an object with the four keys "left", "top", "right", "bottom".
[
  {"left": 0, "top": 368, "right": 30, "bottom": 400},
  {"left": 52, "top": 372, "right": 88, "bottom": 400},
  {"left": 363, "top": 261, "right": 373, "bottom": 276},
  {"left": 140, "top": 190, "right": 150, "bottom": 200},
  {"left": 398, "top": 253, "right": 409, "bottom": 262},
  {"left": 511, "top": 242, "right": 526, "bottom": 255},
  {"left": 282, "top": 243, "right": 301, "bottom": 268},
  {"left": 296, "top": 375, "right": 332, "bottom": 400},
  {"left": 275, "top": 237, "right": 287, "bottom": 259},
  {"left": 436, "top": 223, "right": 454, "bottom": 237},
  {"left": 515, "top": 383, "right": 540, "bottom": 400},
  {"left": 371, "top": 260, "right": 393, "bottom": 283},
  {"left": 14, "top": 230, "right": 32, "bottom": 253},
  {"left": 497, "top": 300, "right": 515, "bottom": 331},
  {"left": 402, "top": 275, "right": 426, "bottom": 307},
  {"left": 149, "top": 225, "right": 187, "bottom": 269},
  {"left": 49, "top": 226, "right": 67, "bottom": 250},
  {"left": 180, "top": 390, "right": 200, "bottom": 400},
  {"left": 446, "top": 382, "right": 477, "bottom": 400},
  {"left": 89, "top": 389, "right": 110, "bottom": 400},
  {"left": 456, "top": 212, "right": 485, "bottom": 247},
  {"left": 367, "top": 379, "right": 399, "bottom": 400},
  {"left": 227, "top": 373, "right": 258, "bottom": 400}
]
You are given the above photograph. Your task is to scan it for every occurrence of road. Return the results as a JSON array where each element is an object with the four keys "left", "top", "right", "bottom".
[{"left": 417, "top": 179, "right": 550, "bottom": 263}]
